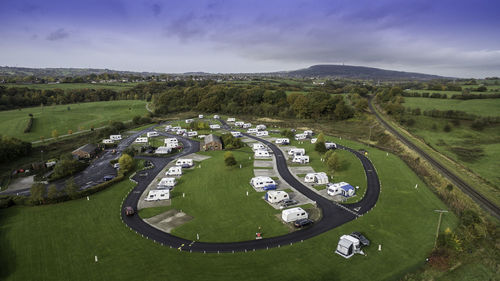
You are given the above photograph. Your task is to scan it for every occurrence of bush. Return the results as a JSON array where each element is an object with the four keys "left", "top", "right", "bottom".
[
  {"left": 119, "top": 154, "right": 134, "bottom": 173},
  {"left": 24, "top": 116, "right": 34, "bottom": 133},
  {"left": 443, "top": 124, "right": 452, "bottom": 132},
  {"left": 281, "top": 129, "right": 295, "bottom": 139},
  {"left": 224, "top": 151, "right": 237, "bottom": 166},
  {"left": 221, "top": 134, "right": 244, "bottom": 150},
  {"left": 470, "top": 119, "right": 487, "bottom": 131}
]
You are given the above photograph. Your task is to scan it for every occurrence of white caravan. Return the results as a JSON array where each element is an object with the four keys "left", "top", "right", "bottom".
[
  {"left": 185, "top": 119, "right": 193, "bottom": 124},
  {"left": 327, "top": 182, "right": 356, "bottom": 197},
  {"left": 325, "top": 142, "right": 337, "bottom": 150},
  {"left": 166, "top": 166, "right": 182, "bottom": 176},
  {"left": 250, "top": 176, "right": 277, "bottom": 190},
  {"left": 110, "top": 135, "right": 122, "bottom": 141},
  {"left": 292, "top": 155, "right": 310, "bottom": 164},
  {"left": 175, "top": 158, "right": 194, "bottom": 167},
  {"left": 147, "top": 131, "right": 159, "bottom": 137},
  {"left": 295, "top": 133, "right": 307, "bottom": 141},
  {"left": 256, "top": 124, "right": 267, "bottom": 131},
  {"left": 253, "top": 143, "right": 266, "bottom": 151},
  {"left": 164, "top": 138, "right": 179, "bottom": 148},
  {"left": 227, "top": 117, "right": 236, "bottom": 122},
  {"left": 198, "top": 114, "right": 204, "bottom": 119},
  {"left": 209, "top": 124, "right": 220, "bottom": 129},
  {"left": 231, "top": 131, "right": 243, "bottom": 137},
  {"left": 187, "top": 131, "right": 198, "bottom": 137},
  {"left": 254, "top": 150, "right": 271, "bottom": 158},
  {"left": 288, "top": 148, "right": 305, "bottom": 156},
  {"left": 275, "top": 138, "right": 290, "bottom": 145},
  {"left": 304, "top": 172, "right": 329, "bottom": 184},
  {"left": 243, "top": 123, "right": 252, "bottom": 129},
  {"left": 155, "top": 146, "right": 172, "bottom": 154},
  {"left": 235, "top": 121, "right": 245, "bottom": 127},
  {"left": 265, "top": 190, "right": 289, "bottom": 203},
  {"left": 335, "top": 235, "right": 364, "bottom": 259},
  {"left": 157, "top": 177, "right": 177, "bottom": 189},
  {"left": 247, "top": 128, "right": 258, "bottom": 134},
  {"left": 102, "top": 139, "right": 113, "bottom": 144},
  {"left": 256, "top": 131, "right": 269, "bottom": 137},
  {"left": 135, "top": 137, "right": 148, "bottom": 143},
  {"left": 281, "top": 207, "right": 308, "bottom": 223},
  {"left": 164, "top": 125, "right": 172, "bottom": 131},
  {"left": 145, "top": 189, "right": 170, "bottom": 201}
]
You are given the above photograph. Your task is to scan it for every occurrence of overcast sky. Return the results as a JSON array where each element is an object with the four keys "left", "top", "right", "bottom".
[{"left": 1, "top": 0, "right": 499, "bottom": 78}]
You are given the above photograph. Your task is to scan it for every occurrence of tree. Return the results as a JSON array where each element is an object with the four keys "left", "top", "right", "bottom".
[
  {"left": 65, "top": 177, "right": 79, "bottom": 199},
  {"left": 47, "top": 184, "right": 59, "bottom": 201},
  {"left": 30, "top": 183, "right": 46, "bottom": 204},
  {"left": 315, "top": 133, "right": 327, "bottom": 153},
  {"left": 325, "top": 150, "right": 342, "bottom": 173},
  {"left": 224, "top": 151, "right": 237, "bottom": 166},
  {"left": 119, "top": 154, "right": 134, "bottom": 173},
  {"left": 51, "top": 129, "right": 59, "bottom": 139}
]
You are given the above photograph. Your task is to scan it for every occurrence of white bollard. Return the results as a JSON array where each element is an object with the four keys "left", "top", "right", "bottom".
[
  {"left": 246, "top": 191, "right": 249, "bottom": 196},
  {"left": 87, "top": 196, "right": 89, "bottom": 201},
  {"left": 183, "top": 193, "right": 185, "bottom": 198},
  {"left": 240, "top": 164, "right": 242, "bottom": 169},
  {"left": 95, "top": 255, "right": 98, "bottom": 262},
  {"left": 386, "top": 152, "right": 388, "bottom": 157},
  {"left": 378, "top": 244, "right": 382, "bottom": 251},
  {"left": 196, "top": 233, "right": 199, "bottom": 240},
  {"left": 415, "top": 184, "right": 418, "bottom": 189}
]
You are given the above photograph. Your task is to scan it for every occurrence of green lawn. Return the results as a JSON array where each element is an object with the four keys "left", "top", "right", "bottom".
[
  {"left": 405, "top": 89, "right": 498, "bottom": 97},
  {"left": 0, "top": 100, "right": 148, "bottom": 142},
  {"left": 403, "top": 97, "right": 500, "bottom": 117},
  {"left": 4, "top": 82, "right": 140, "bottom": 92}
]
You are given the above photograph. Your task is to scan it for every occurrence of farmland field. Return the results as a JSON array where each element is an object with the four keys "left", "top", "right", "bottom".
[
  {"left": 403, "top": 97, "right": 500, "bottom": 117},
  {"left": 0, "top": 138, "right": 463, "bottom": 281},
  {"left": 0, "top": 100, "right": 148, "bottom": 142},
  {"left": 3, "top": 82, "right": 141, "bottom": 92}
]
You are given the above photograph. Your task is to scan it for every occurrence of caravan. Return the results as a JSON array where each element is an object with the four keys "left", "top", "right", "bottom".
[
  {"left": 102, "top": 139, "right": 113, "bottom": 144},
  {"left": 185, "top": 119, "right": 194, "bottom": 124},
  {"left": 256, "top": 131, "right": 269, "bottom": 137},
  {"left": 327, "top": 182, "right": 356, "bottom": 197},
  {"left": 281, "top": 207, "right": 308, "bottom": 223},
  {"left": 254, "top": 150, "right": 271, "bottom": 158},
  {"left": 176, "top": 129, "right": 187, "bottom": 135},
  {"left": 250, "top": 176, "right": 277, "bottom": 190},
  {"left": 147, "top": 131, "right": 159, "bottom": 137},
  {"left": 265, "top": 190, "right": 289, "bottom": 203},
  {"left": 164, "top": 125, "right": 172, "bottom": 131},
  {"left": 292, "top": 155, "right": 310, "bottom": 164},
  {"left": 214, "top": 115, "right": 220, "bottom": 119},
  {"left": 110, "top": 135, "right": 122, "bottom": 141},
  {"left": 243, "top": 123, "right": 252, "bottom": 129},
  {"left": 304, "top": 130, "right": 314, "bottom": 136},
  {"left": 252, "top": 143, "right": 266, "bottom": 151},
  {"left": 164, "top": 138, "right": 179, "bottom": 148},
  {"left": 235, "top": 121, "right": 244, "bottom": 127},
  {"left": 209, "top": 124, "right": 220, "bottom": 129},
  {"left": 166, "top": 166, "right": 182, "bottom": 176},
  {"left": 335, "top": 235, "right": 364, "bottom": 259},
  {"left": 187, "top": 131, "right": 198, "bottom": 137},
  {"left": 294, "top": 133, "right": 307, "bottom": 140},
  {"left": 247, "top": 128, "right": 258, "bottom": 134},
  {"left": 155, "top": 146, "right": 172, "bottom": 154},
  {"left": 304, "top": 172, "right": 329, "bottom": 184},
  {"left": 231, "top": 131, "right": 243, "bottom": 137},
  {"left": 325, "top": 142, "right": 337, "bottom": 150},
  {"left": 227, "top": 117, "right": 236, "bottom": 122},
  {"left": 275, "top": 138, "right": 290, "bottom": 145},
  {"left": 135, "top": 137, "right": 148, "bottom": 143},
  {"left": 145, "top": 190, "right": 170, "bottom": 201},
  {"left": 175, "top": 158, "right": 194, "bottom": 167},
  {"left": 288, "top": 148, "right": 305, "bottom": 156},
  {"left": 198, "top": 114, "right": 204, "bottom": 119},
  {"left": 256, "top": 124, "right": 267, "bottom": 131},
  {"left": 157, "top": 177, "right": 177, "bottom": 189}
]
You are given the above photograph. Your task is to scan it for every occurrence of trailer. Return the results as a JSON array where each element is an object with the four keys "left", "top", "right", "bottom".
[
  {"left": 256, "top": 131, "right": 269, "bottom": 137},
  {"left": 304, "top": 130, "right": 314, "bottom": 136},
  {"left": 164, "top": 138, "right": 179, "bottom": 148},
  {"left": 157, "top": 177, "right": 177, "bottom": 189},
  {"left": 250, "top": 176, "right": 277, "bottom": 190},
  {"left": 231, "top": 131, "right": 243, "bottom": 137},
  {"left": 227, "top": 117, "right": 236, "bottom": 122},
  {"left": 327, "top": 182, "right": 356, "bottom": 197},
  {"left": 147, "top": 131, "right": 159, "bottom": 137},
  {"left": 135, "top": 137, "right": 148, "bottom": 143},
  {"left": 155, "top": 146, "right": 172, "bottom": 154},
  {"left": 235, "top": 121, "right": 245, "bottom": 127},
  {"left": 187, "top": 131, "right": 198, "bottom": 137},
  {"left": 242, "top": 123, "right": 252, "bottom": 129},
  {"left": 325, "top": 142, "right": 337, "bottom": 150},
  {"left": 256, "top": 124, "right": 267, "bottom": 131},
  {"left": 275, "top": 138, "right": 290, "bottom": 145},
  {"left": 292, "top": 155, "right": 310, "bottom": 164},
  {"left": 209, "top": 124, "right": 220, "bottom": 129},
  {"left": 145, "top": 189, "right": 170, "bottom": 201},
  {"left": 294, "top": 133, "right": 307, "bottom": 140},
  {"left": 281, "top": 207, "right": 308, "bottom": 223},
  {"left": 287, "top": 148, "right": 305, "bottom": 156},
  {"left": 265, "top": 190, "right": 289, "bottom": 203},
  {"left": 175, "top": 158, "right": 194, "bottom": 167},
  {"left": 166, "top": 166, "right": 182, "bottom": 176},
  {"left": 214, "top": 115, "right": 220, "bottom": 119},
  {"left": 164, "top": 125, "right": 172, "bottom": 131},
  {"left": 254, "top": 150, "right": 271, "bottom": 158},
  {"left": 110, "top": 135, "right": 122, "bottom": 141},
  {"left": 185, "top": 119, "right": 194, "bottom": 124},
  {"left": 247, "top": 128, "right": 258, "bottom": 134}
]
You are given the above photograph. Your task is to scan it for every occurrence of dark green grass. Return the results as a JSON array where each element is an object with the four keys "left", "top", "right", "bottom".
[
  {"left": 0, "top": 140, "right": 458, "bottom": 281},
  {"left": 3, "top": 82, "right": 140, "bottom": 92},
  {"left": 403, "top": 97, "right": 500, "bottom": 117}
]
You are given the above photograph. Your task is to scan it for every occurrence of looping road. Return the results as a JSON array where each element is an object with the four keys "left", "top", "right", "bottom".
[{"left": 121, "top": 123, "right": 380, "bottom": 253}]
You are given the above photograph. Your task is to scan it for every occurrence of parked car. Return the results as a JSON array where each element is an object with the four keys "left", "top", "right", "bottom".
[
  {"left": 279, "top": 199, "right": 298, "bottom": 209},
  {"left": 350, "top": 232, "right": 370, "bottom": 246},
  {"left": 103, "top": 175, "right": 115, "bottom": 181},
  {"left": 294, "top": 218, "right": 314, "bottom": 228},
  {"left": 124, "top": 206, "right": 135, "bottom": 216}
]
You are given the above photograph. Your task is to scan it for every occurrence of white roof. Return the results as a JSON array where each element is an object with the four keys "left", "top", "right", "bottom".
[
  {"left": 267, "top": 190, "right": 288, "bottom": 196},
  {"left": 282, "top": 207, "right": 305, "bottom": 215},
  {"left": 252, "top": 176, "right": 273, "bottom": 182}
]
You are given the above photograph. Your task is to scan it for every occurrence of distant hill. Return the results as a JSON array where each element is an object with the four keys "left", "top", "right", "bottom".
[
  {"left": 0, "top": 66, "right": 159, "bottom": 77},
  {"left": 270, "top": 64, "right": 448, "bottom": 80}
]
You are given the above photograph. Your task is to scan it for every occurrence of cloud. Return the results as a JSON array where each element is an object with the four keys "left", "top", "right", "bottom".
[
  {"left": 151, "top": 3, "right": 161, "bottom": 17},
  {"left": 46, "top": 28, "right": 69, "bottom": 41}
]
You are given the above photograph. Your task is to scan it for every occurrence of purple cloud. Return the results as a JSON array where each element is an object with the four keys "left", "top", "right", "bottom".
[{"left": 46, "top": 28, "right": 69, "bottom": 41}]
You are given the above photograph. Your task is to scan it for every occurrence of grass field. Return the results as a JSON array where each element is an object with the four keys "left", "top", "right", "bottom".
[
  {"left": 3, "top": 82, "right": 140, "bottom": 92},
  {"left": 0, "top": 138, "right": 462, "bottom": 281},
  {"left": 405, "top": 89, "right": 498, "bottom": 97},
  {"left": 0, "top": 100, "right": 147, "bottom": 142},
  {"left": 403, "top": 97, "right": 500, "bottom": 117}
]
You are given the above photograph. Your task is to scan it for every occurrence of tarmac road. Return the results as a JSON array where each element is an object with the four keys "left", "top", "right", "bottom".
[{"left": 120, "top": 121, "right": 380, "bottom": 253}]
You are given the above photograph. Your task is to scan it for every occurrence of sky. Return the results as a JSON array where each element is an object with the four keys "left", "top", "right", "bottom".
[{"left": 0, "top": 0, "right": 499, "bottom": 78}]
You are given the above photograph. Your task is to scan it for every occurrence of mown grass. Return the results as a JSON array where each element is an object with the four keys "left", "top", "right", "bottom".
[
  {"left": 403, "top": 97, "right": 500, "bottom": 117},
  {"left": 0, "top": 139, "right": 459, "bottom": 281},
  {"left": 0, "top": 100, "right": 147, "bottom": 142},
  {"left": 138, "top": 205, "right": 174, "bottom": 219}
]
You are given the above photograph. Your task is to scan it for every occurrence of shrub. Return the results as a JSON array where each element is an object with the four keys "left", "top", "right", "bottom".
[
  {"left": 24, "top": 115, "right": 34, "bottom": 133},
  {"left": 224, "top": 151, "right": 237, "bottom": 166},
  {"left": 443, "top": 124, "right": 452, "bottom": 132},
  {"left": 119, "top": 154, "right": 134, "bottom": 173}
]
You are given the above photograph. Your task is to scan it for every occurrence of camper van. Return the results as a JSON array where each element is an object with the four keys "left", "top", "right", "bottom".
[
  {"left": 275, "top": 138, "right": 290, "bottom": 145},
  {"left": 155, "top": 146, "right": 172, "bottom": 154},
  {"left": 265, "top": 190, "right": 289, "bottom": 203},
  {"left": 209, "top": 124, "right": 220, "bottom": 129},
  {"left": 110, "top": 135, "right": 122, "bottom": 141},
  {"left": 214, "top": 115, "right": 220, "bottom": 119},
  {"left": 157, "top": 177, "right": 177, "bottom": 189},
  {"left": 304, "top": 172, "right": 329, "bottom": 184},
  {"left": 256, "top": 124, "right": 267, "bottom": 131},
  {"left": 135, "top": 137, "right": 148, "bottom": 143},
  {"left": 288, "top": 148, "right": 305, "bottom": 156},
  {"left": 227, "top": 117, "right": 236, "bottom": 122},
  {"left": 252, "top": 143, "right": 266, "bottom": 151},
  {"left": 325, "top": 142, "right": 337, "bottom": 150},
  {"left": 145, "top": 189, "right": 170, "bottom": 201},
  {"left": 185, "top": 119, "right": 194, "bottom": 124},
  {"left": 198, "top": 114, "right": 204, "bottom": 119},
  {"left": 254, "top": 150, "right": 271, "bottom": 158},
  {"left": 292, "top": 155, "right": 310, "bottom": 164},
  {"left": 294, "top": 133, "right": 307, "bottom": 141},
  {"left": 235, "top": 121, "right": 244, "bottom": 127},
  {"left": 250, "top": 176, "right": 277, "bottom": 190},
  {"left": 187, "top": 131, "right": 198, "bottom": 137},
  {"left": 256, "top": 131, "right": 269, "bottom": 137},
  {"left": 164, "top": 138, "right": 179, "bottom": 148},
  {"left": 231, "top": 131, "right": 243, "bottom": 137},
  {"left": 166, "top": 166, "right": 182, "bottom": 176},
  {"left": 281, "top": 207, "right": 308, "bottom": 223},
  {"left": 175, "top": 158, "right": 194, "bottom": 167},
  {"left": 147, "top": 131, "right": 159, "bottom": 137},
  {"left": 102, "top": 139, "right": 113, "bottom": 144},
  {"left": 327, "top": 182, "right": 355, "bottom": 197}
]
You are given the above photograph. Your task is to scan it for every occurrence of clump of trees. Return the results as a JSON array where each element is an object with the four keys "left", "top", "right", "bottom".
[
  {"left": 324, "top": 150, "right": 344, "bottom": 173},
  {"left": 0, "top": 135, "right": 32, "bottom": 163},
  {"left": 24, "top": 114, "right": 34, "bottom": 133},
  {"left": 50, "top": 154, "right": 87, "bottom": 181},
  {"left": 224, "top": 151, "right": 237, "bottom": 166},
  {"left": 221, "top": 134, "right": 244, "bottom": 150},
  {"left": 314, "top": 133, "right": 326, "bottom": 153},
  {"left": 118, "top": 154, "right": 134, "bottom": 173}
]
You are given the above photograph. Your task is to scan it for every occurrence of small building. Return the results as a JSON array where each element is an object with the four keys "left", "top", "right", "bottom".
[
  {"left": 281, "top": 207, "right": 308, "bottom": 223},
  {"left": 155, "top": 146, "right": 172, "bottom": 154},
  {"left": 145, "top": 189, "right": 170, "bottom": 201},
  {"left": 250, "top": 176, "right": 277, "bottom": 190},
  {"left": 158, "top": 177, "right": 177, "bottom": 189},
  {"left": 147, "top": 131, "right": 159, "bottom": 137},
  {"left": 254, "top": 150, "right": 271, "bottom": 158},
  {"left": 110, "top": 135, "right": 122, "bottom": 141},
  {"left": 304, "top": 130, "right": 313, "bottom": 136},
  {"left": 202, "top": 134, "right": 222, "bottom": 151},
  {"left": 166, "top": 166, "right": 182, "bottom": 176},
  {"left": 135, "top": 137, "right": 148, "bottom": 143},
  {"left": 175, "top": 158, "right": 194, "bottom": 167},
  {"left": 252, "top": 143, "right": 266, "bottom": 151},
  {"left": 72, "top": 144, "right": 97, "bottom": 159},
  {"left": 265, "top": 190, "right": 289, "bottom": 203}
]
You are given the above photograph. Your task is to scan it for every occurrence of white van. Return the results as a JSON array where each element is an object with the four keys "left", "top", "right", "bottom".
[
  {"left": 175, "top": 158, "right": 194, "bottom": 167},
  {"left": 166, "top": 166, "right": 182, "bottom": 176},
  {"left": 164, "top": 138, "right": 179, "bottom": 148},
  {"left": 281, "top": 207, "right": 308, "bottom": 223},
  {"left": 214, "top": 115, "right": 220, "bottom": 119},
  {"left": 304, "top": 172, "right": 328, "bottom": 184},
  {"left": 292, "top": 155, "right": 310, "bottom": 164},
  {"left": 325, "top": 142, "right": 337, "bottom": 150},
  {"left": 147, "top": 131, "right": 159, "bottom": 137},
  {"left": 102, "top": 139, "right": 113, "bottom": 144},
  {"left": 176, "top": 129, "right": 187, "bottom": 135},
  {"left": 265, "top": 190, "right": 289, "bottom": 203},
  {"left": 256, "top": 131, "right": 269, "bottom": 137}
]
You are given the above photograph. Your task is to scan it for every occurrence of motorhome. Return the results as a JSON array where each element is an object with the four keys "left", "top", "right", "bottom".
[
  {"left": 256, "top": 124, "right": 267, "bottom": 131},
  {"left": 164, "top": 125, "right": 172, "bottom": 131},
  {"left": 110, "top": 135, "right": 122, "bottom": 141},
  {"left": 254, "top": 150, "right": 271, "bottom": 158},
  {"left": 275, "top": 138, "right": 290, "bottom": 145},
  {"left": 327, "top": 182, "right": 356, "bottom": 197},
  {"left": 135, "top": 137, "right": 148, "bottom": 143},
  {"left": 250, "top": 176, "right": 277, "bottom": 190},
  {"left": 209, "top": 124, "right": 220, "bottom": 129},
  {"left": 175, "top": 158, "right": 194, "bottom": 167},
  {"left": 265, "top": 190, "right": 289, "bottom": 203},
  {"left": 147, "top": 131, "right": 159, "bottom": 137},
  {"left": 281, "top": 207, "right": 308, "bottom": 223},
  {"left": 335, "top": 235, "right": 364, "bottom": 259},
  {"left": 304, "top": 172, "right": 329, "bottom": 184},
  {"left": 165, "top": 166, "right": 182, "bottom": 176},
  {"left": 145, "top": 189, "right": 170, "bottom": 201},
  {"left": 292, "top": 155, "right": 310, "bottom": 164},
  {"left": 256, "top": 131, "right": 269, "bottom": 137}
]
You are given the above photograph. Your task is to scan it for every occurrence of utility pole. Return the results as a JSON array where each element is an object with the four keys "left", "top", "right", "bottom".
[{"left": 434, "top": 210, "right": 448, "bottom": 248}]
